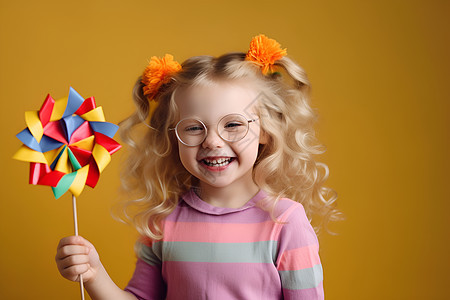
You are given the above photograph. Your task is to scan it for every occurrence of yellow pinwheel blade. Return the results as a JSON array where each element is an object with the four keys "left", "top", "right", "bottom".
[
  {"left": 43, "top": 148, "right": 61, "bottom": 165},
  {"left": 70, "top": 135, "right": 95, "bottom": 151},
  {"left": 50, "top": 96, "right": 68, "bottom": 121},
  {"left": 54, "top": 147, "right": 72, "bottom": 174},
  {"left": 69, "top": 165, "right": 89, "bottom": 197},
  {"left": 13, "top": 145, "right": 47, "bottom": 164},
  {"left": 25, "top": 111, "right": 44, "bottom": 142},
  {"left": 92, "top": 144, "right": 111, "bottom": 173},
  {"left": 80, "top": 106, "right": 105, "bottom": 122}
]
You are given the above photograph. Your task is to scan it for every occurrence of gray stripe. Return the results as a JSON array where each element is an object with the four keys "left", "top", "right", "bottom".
[
  {"left": 139, "top": 244, "right": 162, "bottom": 266},
  {"left": 279, "top": 264, "right": 323, "bottom": 290},
  {"left": 153, "top": 241, "right": 278, "bottom": 264}
]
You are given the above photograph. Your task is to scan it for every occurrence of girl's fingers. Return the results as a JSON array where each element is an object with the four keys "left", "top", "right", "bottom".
[
  {"left": 55, "top": 244, "right": 89, "bottom": 260},
  {"left": 56, "top": 236, "right": 91, "bottom": 262},
  {"left": 57, "top": 236, "right": 87, "bottom": 249},
  {"left": 59, "top": 263, "right": 91, "bottom": 281},
  {"left": 57, "top": 253, "right": 91, "bottom": 270}
]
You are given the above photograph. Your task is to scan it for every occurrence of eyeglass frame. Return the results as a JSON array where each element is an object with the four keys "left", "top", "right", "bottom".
[{"left": 169, "top": 113, "right": 259, "bottom": 147}]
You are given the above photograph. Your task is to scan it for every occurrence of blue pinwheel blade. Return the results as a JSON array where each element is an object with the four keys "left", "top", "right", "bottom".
[
  {"left": 62, "top": 87, "right": 85, "bottom": 118},
  {"left": 89, "top": 121, "right": 119, "bottom": 138}
]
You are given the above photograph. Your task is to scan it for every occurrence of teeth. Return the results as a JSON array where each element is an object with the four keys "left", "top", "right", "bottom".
[{"left": 203, "top": 158, "right": 232, "bottom": 167}]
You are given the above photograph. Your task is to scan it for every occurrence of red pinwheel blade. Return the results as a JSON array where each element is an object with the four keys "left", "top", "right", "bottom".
[
  {"left": 30, "top": 162, "right": 66, "bottom": 187},
  {"left": 75, "top": 96, "right": 97, "bottom": 115},
  {"left": 94, "top": 132, "right": 122, "bottom": 154},
  {"left": 39, "top": 94, "right": 55, "bottom": 127},
  {"left": 85, "top": 159, "right": 100, "bottom": 188}
]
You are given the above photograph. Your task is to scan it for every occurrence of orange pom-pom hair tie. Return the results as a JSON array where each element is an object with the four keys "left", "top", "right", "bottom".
[
  {"left": 142, "top": 54, "right": 182, "bottom": 99},
  {"left": 245, "top": 34, "right": 287, "bottom": 75},
  {"left": 141, "top": 54, "right": 181, "bottom": 118}
]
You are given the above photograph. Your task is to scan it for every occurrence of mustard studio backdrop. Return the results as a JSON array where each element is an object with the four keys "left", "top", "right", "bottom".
[{"left": 1, "top": 0, "right": 448, "bottom": 299}]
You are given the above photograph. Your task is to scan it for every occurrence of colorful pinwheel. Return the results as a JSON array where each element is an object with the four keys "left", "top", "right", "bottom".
[
  {"left": 13, "top": 87, "right": 121, "bottom": 198},
  {"left": 13, "top": 87, "right": 121, "bottom": 299}
]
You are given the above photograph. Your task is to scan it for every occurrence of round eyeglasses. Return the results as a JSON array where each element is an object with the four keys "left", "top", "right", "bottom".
[{"left": 170, "top": 113, "right": 259, "bottom": 147}]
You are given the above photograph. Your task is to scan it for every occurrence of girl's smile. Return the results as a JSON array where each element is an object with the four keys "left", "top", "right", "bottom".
[{"left": 199, "top": 156, "right": 236, "bottom": 171}]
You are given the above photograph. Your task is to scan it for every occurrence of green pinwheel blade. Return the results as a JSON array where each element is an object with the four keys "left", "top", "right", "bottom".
[
  {"left": 52, "top": 172, "right": 76, "bottom": 199},
  {"left": 67, "top": 147, "right": 82, "bottom": 171}
]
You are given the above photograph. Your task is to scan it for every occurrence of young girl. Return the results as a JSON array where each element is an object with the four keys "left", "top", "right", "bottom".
[{"left": 55, "top": 34, "right": 339, "bottom": 299}]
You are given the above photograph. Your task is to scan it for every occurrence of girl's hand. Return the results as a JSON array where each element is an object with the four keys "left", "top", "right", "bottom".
[{"left": 55, "top": 236, "right": 102, "bottom": 283}]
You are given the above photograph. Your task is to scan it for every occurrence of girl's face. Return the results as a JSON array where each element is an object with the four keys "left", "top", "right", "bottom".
[{"left": 175, "top": 80, "right": 263, "bottom": 191}]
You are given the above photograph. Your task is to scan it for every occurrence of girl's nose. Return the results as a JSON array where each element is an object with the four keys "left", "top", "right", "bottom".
[{"left": 201, "top": 129, "right": 224, "bottom": 149}]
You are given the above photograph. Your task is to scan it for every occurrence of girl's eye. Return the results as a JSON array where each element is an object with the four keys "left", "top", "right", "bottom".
[
  {"left": 224, "top": 122, "right": 243, "bottom": 129},
  {"left": 185, "top": 125, "right": 204, "bottom": 132}
]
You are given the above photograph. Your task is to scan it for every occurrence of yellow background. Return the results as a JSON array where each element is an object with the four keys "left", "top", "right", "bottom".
[{"left": 1, "top": 0, "right": 448, "bottom": 299}]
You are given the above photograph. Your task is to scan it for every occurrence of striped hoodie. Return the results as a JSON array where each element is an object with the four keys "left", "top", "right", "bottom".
[{"left": 125, "top": 189, "right": 324, "bottom": 299}]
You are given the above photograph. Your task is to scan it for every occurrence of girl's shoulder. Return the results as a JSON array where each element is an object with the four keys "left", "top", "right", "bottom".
[
  {"left": 272, "top": 197, "right": 307, "bottom": 222},
  {"left": 274, "top": 198, "right": 318, "bottom": 245}
]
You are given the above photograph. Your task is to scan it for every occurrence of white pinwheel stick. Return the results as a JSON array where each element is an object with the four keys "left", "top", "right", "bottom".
[{"left": 72, "top": 194, "right": 85, "bottom": 300}]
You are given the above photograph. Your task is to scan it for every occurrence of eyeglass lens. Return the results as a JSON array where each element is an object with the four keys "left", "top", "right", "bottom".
[{"left": 175, "top": 114, "right": 250, "bottom": 146}]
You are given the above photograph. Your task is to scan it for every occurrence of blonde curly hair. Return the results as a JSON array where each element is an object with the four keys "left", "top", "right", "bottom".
[{"left": 118, "top": 52, "right": 342, "bottom": 240}]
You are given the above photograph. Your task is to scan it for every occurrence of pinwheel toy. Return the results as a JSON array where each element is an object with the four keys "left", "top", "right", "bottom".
[{"left": 13, "top": 87, "right": 121, "bottom": 299}]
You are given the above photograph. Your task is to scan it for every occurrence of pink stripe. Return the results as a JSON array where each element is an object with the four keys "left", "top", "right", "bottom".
[
  {"left": 277, "top": 244, "right": 321, "bottom": 271},
  {"left": 163, "top": 220, "right": 282, "bottom": 243},
  {"left": 163, "top": 261, "right": 282, "bottom": 300}
]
